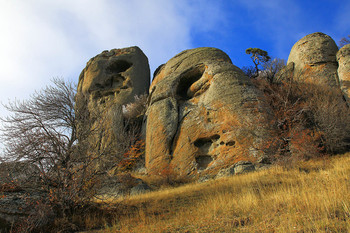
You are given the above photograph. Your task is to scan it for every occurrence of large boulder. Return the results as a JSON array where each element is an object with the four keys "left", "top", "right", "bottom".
[
  {"left": 286, "top": 32, "right": 339, "bottom": 86},
  {"left": 145, "top": 47, "right": 273, "bottom": 176},
  {"left": 78, "top": 46, "right": 150, "bottom": 105},
  {"left": 76, "top": 47, "right": 150, "bottom": 169},
  {"left": 337, "top": 44, "right": 350, "bottom": 103}
]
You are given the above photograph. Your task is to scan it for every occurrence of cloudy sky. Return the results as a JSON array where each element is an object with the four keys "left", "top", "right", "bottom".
[{"left": 0, "top": 0, "right": 349, "bottom": 120}]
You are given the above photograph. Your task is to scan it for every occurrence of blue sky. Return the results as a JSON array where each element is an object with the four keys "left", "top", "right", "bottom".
[{"left": 0, "top": 0, "right": 349, "bottom": 119}]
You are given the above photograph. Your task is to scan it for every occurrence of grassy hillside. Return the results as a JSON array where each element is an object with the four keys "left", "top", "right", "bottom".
[{"left": 92, "top": 154, "right": 350, "bottom": 232}]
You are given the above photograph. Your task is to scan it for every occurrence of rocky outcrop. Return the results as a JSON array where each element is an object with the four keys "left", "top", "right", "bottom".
[
  {"left": 145, "top": 47, "right": 273, "bottom": 177},
  {"left": 78, "top": 46, "right": 150, "bottom": 105},
  {"left": 337, "top": 44, "right": 350, "bottom": 103},
  {"left": 216, "top": 161, "right": 256, "bottom": 178},
  {"left": 285, "top": 32, "right": 339, "bottom": 86},
  {"left": 76, "top": 46, "right": 150, "bottom": 169}
]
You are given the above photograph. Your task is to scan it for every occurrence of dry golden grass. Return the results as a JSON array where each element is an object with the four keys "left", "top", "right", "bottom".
[{"left": 95, "top": 154, "right": 350, "bottom": 232}]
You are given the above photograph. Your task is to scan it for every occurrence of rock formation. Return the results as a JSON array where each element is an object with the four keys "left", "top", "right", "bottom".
[
  {"left": 337, "top": 44, "right": 350, "bottom": 103},
  {"left": 285, "top": 32, "right": 339, "bottom": 86},
  {"left": 76, "top": 46, "right": 150, "bottom": 169},
  {"left": 145, "top": 47, "right": 273, "bottom": 176},
  {"left": 77, "top": 46, "right": 150, "bottom": 108},
  {"left": 73, "top": 32, "right": 347, "bottom": 178}
]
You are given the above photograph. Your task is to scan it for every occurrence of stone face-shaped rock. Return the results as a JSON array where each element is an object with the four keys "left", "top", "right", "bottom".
[
  {"left": 337, "top": 44, "right": 350, "bottom": 103},
  {"left": 76, "top": 46, "right": 150, "bottom": 168},
  {"left": 146, "top": 47, "right": 273, "bottom": 176},
  {"left": 78, "top": 46, "right": 150, "bottom": 105},
  {"left": 287, "top": 32, "right": 339, "bottom": 86}
]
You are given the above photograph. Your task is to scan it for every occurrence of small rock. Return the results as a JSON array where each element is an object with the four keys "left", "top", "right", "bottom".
[
  {"left": 216, "top": 166, "right": 235, "bottom": 178},
  {"left": 233, "top": 161, "right": 255, "bottom": 175},
  {"left": 197, "top": 175, "right": 215, "bottom": 183}
]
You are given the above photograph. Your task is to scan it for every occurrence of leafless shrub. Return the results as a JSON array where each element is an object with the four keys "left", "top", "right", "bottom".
[
  {"left": 242, "top": 58, "right": 286, "bottom": 83},
  {"left": 339, "top": 35, "right": 350, "bottom": 48},
  {"left": 253, "top": 75, "right": 350, "bottom": 162},
  {"left": 260, "top": 58, "right": 286, "bottom": 83},
  {"left": 306, "top": 85, "right": 350, "bottom": 153},
  {"left": 122, "top": 94, "right": 148, "bottom": 120},
  {"left": 241, "top": 65, "right": 257, "bottom": 78},
  {"left": 0, "top": 78, "right": 123, "bottom": 231}
]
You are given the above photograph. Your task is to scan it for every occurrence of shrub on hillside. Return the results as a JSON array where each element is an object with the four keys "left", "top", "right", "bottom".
[
  {"left": 253, "top": 76, "right": 350, "bottom": 161},
  {"left": 0, "top": 80, "right": 148, "bottom": 231}
]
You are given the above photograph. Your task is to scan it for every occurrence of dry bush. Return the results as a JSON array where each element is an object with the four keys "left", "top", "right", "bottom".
[
  {"left": 241, "top": 65, "right": 256, "bottom": 78},
  {"left": 117, "top": 139, "right": 145, "bottom": 172},
  {"left": 306, "top": 85, "right": 350, "bottom": 153},
  {"left": 0, "top": 79, "right": 130, "bottom": 231},
  {"left": 260, "top": 58, "right": 286, "bottom": 83},
  {"left": 242, "top": 58, "right": 286, "bottom": 81},
  {"left": 0, "top": 80, "right": 148, "bottom": 232},
  {"left": 122, "top": 94, "right": 148, "bottom": 120},
  {"left": 253, "top": 76, "right": 350, "bottom": 162}
]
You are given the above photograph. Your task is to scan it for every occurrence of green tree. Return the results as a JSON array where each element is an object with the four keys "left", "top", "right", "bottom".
[{"left": 245, "top": 48, "right": 271, "bottom": 77}]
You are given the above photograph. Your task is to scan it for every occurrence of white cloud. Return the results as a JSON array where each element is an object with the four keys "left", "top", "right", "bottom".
[{"left": 0, "top": 0, "right": 198, "bottom": 120}]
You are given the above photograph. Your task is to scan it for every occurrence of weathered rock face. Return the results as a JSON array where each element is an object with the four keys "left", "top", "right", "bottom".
[
  {"left": 286, "top": 32, "right": 339, "bottom": 86},
  {"left": 78, "top": 46, "right": 150, "bottom": 105},
  {"left": 146, "top": 47, "right": 273, "bottom": 176},
  {"left": 76, "top": 46, "right": 150, "bottom": 168},
  {"left": 337, "top": 44, "right": 350, "bottom": 102}
]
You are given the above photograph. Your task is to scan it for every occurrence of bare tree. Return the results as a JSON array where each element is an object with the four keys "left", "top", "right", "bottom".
[
  {"left": 0, "top": 78, "right": 148, "bottom": 223},
  {"left": 261, "top": 58, "right": 286, "bottom": 83},
  {"left": 241, "top": 65, "right": 256, "bottom": 79},
  {"left": 0, "top": 78, "right": 111, "bottom": 224}
]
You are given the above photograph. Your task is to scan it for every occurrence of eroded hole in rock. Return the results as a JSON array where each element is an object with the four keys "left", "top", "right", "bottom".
[
  {"left": 176, "top": 64, "right": 206, "bottom": 100},
  {"left": 226, "top": 141, "right": 235, "bottom": 146},
  {"left": 195, "top": 155, "right": 213, "bottom": 170},
  {"left": 106, "top": 60, "right": 132, "bottom": 73},
  {"left": 194, "top": 134, "right": 220, "bottom": 147}
]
